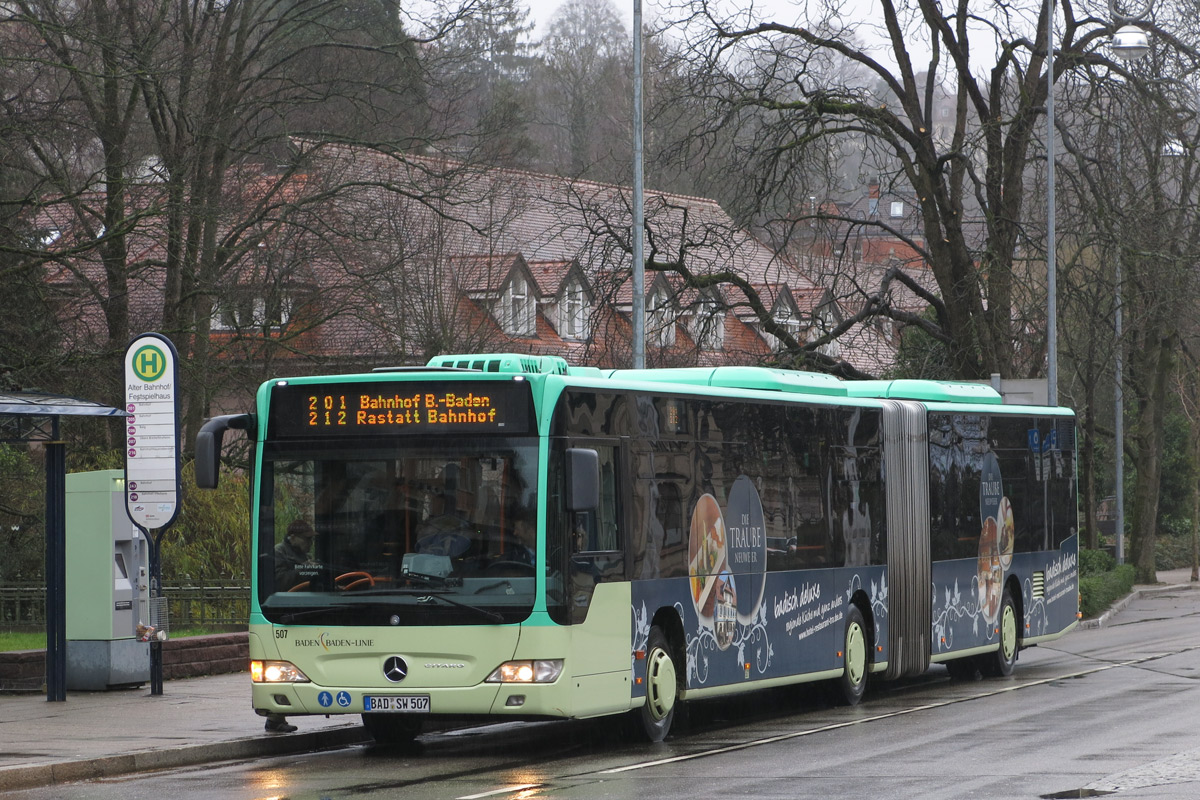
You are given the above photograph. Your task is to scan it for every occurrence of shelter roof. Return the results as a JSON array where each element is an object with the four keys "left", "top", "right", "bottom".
[{"left": 0, "top": 392, "right": 126, "bottom": 417}]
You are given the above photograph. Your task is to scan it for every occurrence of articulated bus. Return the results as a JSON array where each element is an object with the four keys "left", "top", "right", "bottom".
[{"left": 196, "top": 353, "right": 1079, "bottom": 744}]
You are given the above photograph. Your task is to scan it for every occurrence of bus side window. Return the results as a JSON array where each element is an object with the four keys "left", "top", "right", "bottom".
[
  {"left": 563, "top": 444, "right": 623, "bottom": 624},
  {"left": 571, "top": 448, "right": 620, "bottom": 554}
]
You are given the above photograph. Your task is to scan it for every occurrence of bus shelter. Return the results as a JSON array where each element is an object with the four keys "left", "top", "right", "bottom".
[{"left": 0, "top": 392, "right": 126, "bottom": 701}]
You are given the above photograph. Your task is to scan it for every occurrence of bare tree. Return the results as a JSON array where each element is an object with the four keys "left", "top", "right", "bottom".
[
  {"left": 427, "top": 0, "right": 539, "bottom": 167},
  {"left": 1055, "top": 49, "right": 1200, "bottom": 581},
  {"left": 1, "top": 0, "right": 486, "bottom": 445},
  {"left": 660, "top": 0, "right": 1135, "bottom": 380},
  {"left": 534, "top": 0, "right": 631, "bottom": 180}
]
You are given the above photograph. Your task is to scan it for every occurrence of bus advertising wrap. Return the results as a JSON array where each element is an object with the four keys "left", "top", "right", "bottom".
[{"left": 630, "top": 455, "right": 1079, "bottom": 695}]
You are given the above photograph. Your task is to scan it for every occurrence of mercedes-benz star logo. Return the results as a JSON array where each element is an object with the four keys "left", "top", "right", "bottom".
[{"left": 383, "top": 656, "right": 408, "bottom": 683}]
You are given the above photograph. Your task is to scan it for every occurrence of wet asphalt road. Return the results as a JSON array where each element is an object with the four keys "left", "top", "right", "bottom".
[{"left": 5, "top": 586, "right": 1199, "bottom": 800}]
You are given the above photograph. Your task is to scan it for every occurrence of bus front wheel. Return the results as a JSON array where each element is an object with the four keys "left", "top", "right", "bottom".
[
  {"left": 836, "top": 605, "right": 868, "bottom": 706},
  {"left": 637, "top": 625, "right": 678, "bottom": 742},
  {"left": 361, "top": 713, "right": 422, "bottom": 746},
  {"left": 982, "top": 589, "right": 1019, "bottom": 677}
]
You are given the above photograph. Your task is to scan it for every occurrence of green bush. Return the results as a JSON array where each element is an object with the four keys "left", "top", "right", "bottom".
[
  {"left": 1158, "top": 515, "right": 1193, "bottom": 539},
  {"left": 1156, "top": 532, "right": 1195, "bottom": 571},
  {"left": 164, "top": 460, "right": 251, "bottom": 581},
  {"left": 1079, "top": 564, "right": 1135, "bottom": 618},
  {"left": 1079, "top": 547, "right": 1115, "bottom": 577}
]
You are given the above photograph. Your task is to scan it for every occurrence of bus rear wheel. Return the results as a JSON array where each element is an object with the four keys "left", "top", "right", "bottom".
[
  {"left": 981, "top": 588, "right": 1019, "bottom": 677},
  {"left": 637, "top": 625, "right": 678, "bottom": 742},
  {"left": 836, "top": 605, "right": 868, "bottom": 706},
  {"left": 361, "top": 713, "right": 422, "bottom": 746}
]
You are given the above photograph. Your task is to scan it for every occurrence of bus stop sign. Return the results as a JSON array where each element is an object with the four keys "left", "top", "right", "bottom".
[{"left": 124, "top": 333, "right": 180, "bottom": 531}]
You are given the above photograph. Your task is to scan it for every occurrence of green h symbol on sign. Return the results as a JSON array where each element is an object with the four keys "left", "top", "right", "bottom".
[{"left": 133, "top": 345, "right": 167, "bottom": 382}]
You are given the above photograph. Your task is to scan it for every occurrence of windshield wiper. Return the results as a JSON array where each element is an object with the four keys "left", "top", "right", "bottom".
[
  {"left": 276, "top": 604, "right": 358, "bottom": 623},
  {"left": 273, "top": 591, "right": 504, "bottom": 625}
]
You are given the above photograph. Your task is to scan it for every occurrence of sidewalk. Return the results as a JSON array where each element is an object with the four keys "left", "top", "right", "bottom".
[
  {"left": 0, "top": 672, "right": 369, "bottom": 792},
  {"left": 2, "top": 568, "right": 1197, "bottom": 793},
  {"left": 1078, "top": 565, "right": 1199, "bottom": 629}
]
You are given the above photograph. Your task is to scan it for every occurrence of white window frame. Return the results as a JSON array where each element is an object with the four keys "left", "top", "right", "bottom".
[
  {"left": 561, "top": 278, "right": 589, "bottom": 340},
  {"left": 810, "top": 309, "right": 840, "bottom": 357},
  {"left": 210, "top": 291, "right": 292, "bottom": 332},
  {"left": 649, "top": 288, "right": 675, "bottom": 347},
  {"left": 505, "top": 274, "right": 535, "bottom": 336},
  {"left": 692, "top": 296, "right": 724, "bottom": 350},
  {"left": 767, "top": 305, "right": 802, "bottom": 350}
]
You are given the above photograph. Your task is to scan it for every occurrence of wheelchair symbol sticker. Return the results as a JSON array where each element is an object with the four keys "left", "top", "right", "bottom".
[
  {"left": 317, "top": 691, "right": 333, "bottom": 708},
  {"left": 336, "top": 691, "right": 352, "bottom": 707}
]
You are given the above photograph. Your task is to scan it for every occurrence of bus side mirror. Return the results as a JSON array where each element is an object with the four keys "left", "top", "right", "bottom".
[
  {"left": 195, "top": 414, "right": 253, "bottom": 489},
  {"left": 565, "top": 448, "right": 599, "bottom": 512}
]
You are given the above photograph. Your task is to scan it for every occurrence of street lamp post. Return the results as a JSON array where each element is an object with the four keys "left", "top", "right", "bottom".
[
  {"left": 631, "top": 0, "right": 645, "bottom": 369},
  {"left": 1047, "top": 0, "right": 1058, "bottom": 407},
  {"left": 1108, "top": 0, "right": 1153, "bottom": 565}
]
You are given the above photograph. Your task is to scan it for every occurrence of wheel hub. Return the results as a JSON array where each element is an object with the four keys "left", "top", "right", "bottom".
[
  {"left": 846, "top": 622, "right": 866, "bottom": 685},
  {"left": 646, "top": 647, "right": 677, "bottom": 720},
  {"left": 1001, "top": 604, "right": 1017, "bottom": 660}
]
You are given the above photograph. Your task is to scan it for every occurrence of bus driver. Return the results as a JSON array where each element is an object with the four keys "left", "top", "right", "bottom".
[{"left": 274, "top": 520, "right": 318, "bottom": 591}]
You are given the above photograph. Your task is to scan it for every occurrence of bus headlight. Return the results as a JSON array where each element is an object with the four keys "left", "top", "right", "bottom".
[
  {"left": 486, "top": 659, "right": 563, "bottom": 683},
  {"left": 251, "top": 660, "right": 310, "bottom": 683}
]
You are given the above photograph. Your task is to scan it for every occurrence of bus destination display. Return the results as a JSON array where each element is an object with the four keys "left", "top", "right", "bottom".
[{"left": 269, "top": 380, "right": 534, "bottom": 437}]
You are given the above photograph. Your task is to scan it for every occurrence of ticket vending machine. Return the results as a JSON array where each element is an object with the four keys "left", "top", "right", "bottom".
[{"left": 65, "top": 469, "right": 151, "bottom": 689}]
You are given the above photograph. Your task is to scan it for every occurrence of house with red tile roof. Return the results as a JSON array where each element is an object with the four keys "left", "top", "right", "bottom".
[{"left": 28, "top": 145, "right": 898, "bottom": 403}]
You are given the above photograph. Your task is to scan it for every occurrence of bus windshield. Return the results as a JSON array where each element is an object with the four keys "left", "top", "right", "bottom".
[{"left": 257, "top": 437, "right": 539, "bottom": 626}]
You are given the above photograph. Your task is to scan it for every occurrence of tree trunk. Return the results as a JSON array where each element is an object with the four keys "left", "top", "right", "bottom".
[
  {"left": 1192, "top": 419, "right": 1200, "bottom": 583},
  {"left": 1127, "top": 334, "right": 1178, "bottom": 583},
  {"left": 1081, "top": 385, "right": 1099, "bottom": 551}
]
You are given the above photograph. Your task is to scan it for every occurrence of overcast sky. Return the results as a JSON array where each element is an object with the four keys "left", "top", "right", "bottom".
[{"left": 524, "top": 0, "right": 636, "bottom": 37}]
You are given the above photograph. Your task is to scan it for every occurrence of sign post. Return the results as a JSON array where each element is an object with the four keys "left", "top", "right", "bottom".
[{"left": 124, "top": 333, "right": 180, "bottom": 696}]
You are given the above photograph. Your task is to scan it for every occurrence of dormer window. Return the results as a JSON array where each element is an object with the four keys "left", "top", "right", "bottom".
[
  {"left": 691, "top": 296, "right": 724, "bottom": 350},
  {"left": 504, "top": 273, "right": 535, "bottom": 337},
  {"left": 809, "top": 309, "right": 840, "bottom": 358},
  {"left": 775, "top": 306, "right": 801, "bottom": 338},
  {"left": 560, "top": 278, "right": 589, "bottom": 340},
  {"left": 211, "top": 291, "right": 292, "bottom": 332},
  {"left": 890, "top": 201, "right": 904, "bottom": 217},
  {"left": 766, "top": 304, "right": 802, "bottom": 351},
  {"left": 648, "top": 288, "right": 675, "bottom": 347}
]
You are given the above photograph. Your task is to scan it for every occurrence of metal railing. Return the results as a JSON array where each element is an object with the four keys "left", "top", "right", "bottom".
[
  {"left": 0, "top": 583, "right": 44, "bottom": 628},
  {"left": 0, "top": 579, "right": 250, "bottom": 631}
]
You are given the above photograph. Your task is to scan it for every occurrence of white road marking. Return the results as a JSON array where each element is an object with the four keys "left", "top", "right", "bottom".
[
  {"left": 600, "top": 655, "right": 1172, "bottom": 774},
  {"left": 457, "top": 784, "right": 543, "bottom": 799}
]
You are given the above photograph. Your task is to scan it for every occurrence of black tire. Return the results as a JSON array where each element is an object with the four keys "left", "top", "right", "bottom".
[
  {"left": 836, "top": 605, "right": 869, "bottom": 706},
  {"left": 981, "top": 588, "right": 1019, "bottom": 677},
  {"left": 945, "top": 657, "right": 981, "bottom": 681},
  {"left": 637, "top": 625, "right": 678, "bottom": 742},
  {"left": 361, "top": 713, "right": 422, "bottom": 746}
]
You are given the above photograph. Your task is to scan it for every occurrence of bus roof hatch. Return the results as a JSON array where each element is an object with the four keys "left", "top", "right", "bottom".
[{"left": 426, "top": 353, "right": 569, "bottom": 375}]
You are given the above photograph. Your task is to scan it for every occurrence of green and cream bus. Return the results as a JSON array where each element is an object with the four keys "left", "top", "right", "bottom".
[{"left": 196, "top": 353, "right": 1079, "bottom": 743}]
